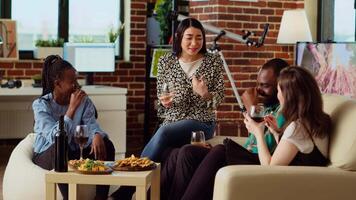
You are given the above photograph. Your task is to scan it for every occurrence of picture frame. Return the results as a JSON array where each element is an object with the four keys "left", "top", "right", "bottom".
[
  {"left": 296, "top": 42, "right": 356, "bottom": 98},
  {"left": 150, "top": 48, "right": 171, "bottom": 78},
  {"left": 0, "top": 19, "right": 18, "bottom": 60}
]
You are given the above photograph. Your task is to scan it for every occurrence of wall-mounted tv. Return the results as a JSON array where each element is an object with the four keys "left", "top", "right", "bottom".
[{"left": 296, "top": 42, "right": 356, "bottom": 98}]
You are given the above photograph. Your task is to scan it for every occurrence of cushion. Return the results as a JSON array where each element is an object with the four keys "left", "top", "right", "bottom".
[
  {"left": 3, "top": 133, "right": 96, "bottom": 200},
  {"left": 322, "top": 94, "right": 356, "bottom": 171},
  {"left": 2, "top": 133, "right": 55, "bottom": 200}
]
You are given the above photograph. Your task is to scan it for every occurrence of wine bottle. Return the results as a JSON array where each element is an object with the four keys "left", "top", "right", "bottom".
[{"left": 55, "top": 115, "right": 68, "bottom": 172}]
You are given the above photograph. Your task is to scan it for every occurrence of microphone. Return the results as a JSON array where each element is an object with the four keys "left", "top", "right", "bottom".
[
  {"left": 214, "top": 30, "right": 226, "bottom": 43},
  {"left": 256, "top": 23, "right": 269, "bottom": 47}
]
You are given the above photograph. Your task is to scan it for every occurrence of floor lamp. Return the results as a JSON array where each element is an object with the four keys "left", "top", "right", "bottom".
[{"left": 277, "top": 9, "right": 313, "bottom": 61}]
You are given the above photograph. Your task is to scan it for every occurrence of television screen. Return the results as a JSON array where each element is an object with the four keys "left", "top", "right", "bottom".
[
  {"left": 296, "top": 42, "right": 356, "bottom": 98},
  {"left": 63, "top": 43, "right": 115, "bottom": 72}
]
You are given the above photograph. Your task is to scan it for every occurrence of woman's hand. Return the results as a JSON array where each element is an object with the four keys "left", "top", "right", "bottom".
[
  {"left": 264, "top": 115, "right": 281, "bottom": 135},
  {"left": 192, "top": 75, "right": 210, "bottom": 99},
  {"left": 158, "top": 94, "right": 174, "bottom": 108},
  {"left": 90, "top": 134, "right": 107, "bottom": 160},
  {"left": 66, "top": 89, "right": 87, "bottom": 119},
  {"left": 243, "top": 112, "right": 265, "bottom": 138},
  {"left": 264, "top": 115, "right": 282, "bottom": 143}
]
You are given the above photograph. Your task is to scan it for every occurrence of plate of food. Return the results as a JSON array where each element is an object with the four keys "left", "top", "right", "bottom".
[
  {"left": 68, "top": 159, "right": 113, "bottom": 175},
  {"left": 112, "top": 155, "right": 156, "bottom": 171}
]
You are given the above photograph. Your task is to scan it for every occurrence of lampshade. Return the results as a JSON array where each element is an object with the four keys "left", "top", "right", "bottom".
[{"left": 277, "top": 9, "right": 313, "bottom": 44}]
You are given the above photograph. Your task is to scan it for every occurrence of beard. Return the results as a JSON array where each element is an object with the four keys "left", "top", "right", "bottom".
[{"left": 259, "top": 90, "right": 279, "bottom": 107}]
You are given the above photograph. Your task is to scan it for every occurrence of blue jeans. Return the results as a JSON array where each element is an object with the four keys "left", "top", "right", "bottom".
[{"left": 141, "top": 119, "right": 215, "bottom": 161}]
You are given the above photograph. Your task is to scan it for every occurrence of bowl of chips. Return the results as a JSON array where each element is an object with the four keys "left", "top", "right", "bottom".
[{"left": 112, "top": 155, "right": 156, "bottom": 171}]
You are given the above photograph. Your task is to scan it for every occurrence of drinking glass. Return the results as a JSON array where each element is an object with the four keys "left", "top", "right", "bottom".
[
  {"left": 249, "top": 105, "right": 265, "bottom": 123},
  {"left": 191, "top": 131, "right": 206, "bottom": 146},
  {"left": 246, "top": 105, "right": 265, "bottom": 151},
  {"left": 75, "top": 125, "right": 89, "bottom": 160},
  {"left": 160, "top": 82, "right": 175, "bottom": 105}
]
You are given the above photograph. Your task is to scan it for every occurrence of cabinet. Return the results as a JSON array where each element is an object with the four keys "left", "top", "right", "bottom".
[{"left": 0, "top": 85, "right": 127, "bottom": 158}]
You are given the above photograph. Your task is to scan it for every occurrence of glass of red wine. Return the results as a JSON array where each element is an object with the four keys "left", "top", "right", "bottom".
[
  {"left": 246, "top": 105, "right": 265, "bottom": 151},
  {"left": 75, "top": 125, "right": 89, "bottom": 160},
  {"left": 249, "top": 105, "right": 265, "bottom": 122}
]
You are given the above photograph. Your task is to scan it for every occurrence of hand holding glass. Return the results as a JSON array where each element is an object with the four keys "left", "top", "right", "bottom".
[
  {"left": 249, "top": 105, "right": 265, "bottom": 122},
  {"left": 246, "top": 105, "right": 265, "bottom": 151},
  {"left": 75, "top": 125, "right": 89, "bottom": 160},
  {"left": 191, "top": 131, "right": 206, "bottom": 146},
  {"left": 160, "top": 82, "right": 175, "bottom": 106}
]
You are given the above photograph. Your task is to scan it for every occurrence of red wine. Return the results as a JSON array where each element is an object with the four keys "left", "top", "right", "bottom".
[
  {"left": 55, "top": 115, "right": 68, "bottom": 172},
  {"left": 251, "top": 116, "right": 264, "bottom": 122},
  {"left": 74, "top": 136, "right": 89, "bottom": 148}
]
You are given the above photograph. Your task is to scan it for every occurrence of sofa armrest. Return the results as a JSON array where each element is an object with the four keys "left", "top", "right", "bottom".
[{"left": 213, "top": 165, "right": 356, "bottom": 200}]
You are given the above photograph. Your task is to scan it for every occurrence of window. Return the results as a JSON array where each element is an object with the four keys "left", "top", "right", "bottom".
[
  {"left": 334, "top": 0, "right": 355, "bottom": 41},
  {"left": 4, "top": 0, "right": 123, "bottom": 58},
  {"left": 12, "top": 0, "right": 59, "bottom": 50},
  {"left": 68, "top": 0, "right": 121, "bottom": 43}
]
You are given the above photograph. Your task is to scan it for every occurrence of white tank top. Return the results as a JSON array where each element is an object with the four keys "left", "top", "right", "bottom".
[{"left": 179, "top": 57, "right": 204, "bottom": 78}]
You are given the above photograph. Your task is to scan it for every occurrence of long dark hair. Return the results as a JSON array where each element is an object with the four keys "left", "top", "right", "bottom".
[
  {"left": 173, "top": 17, "right": 207, "bottom": 57},
  {"left": 41, "top": 55, "right": 75, "bottom": 96},
  {"left": 278, "top": 66, "right": 331, "bottom": 138}
]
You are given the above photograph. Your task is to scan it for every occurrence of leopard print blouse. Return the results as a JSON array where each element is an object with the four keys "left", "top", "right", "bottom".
[{"left": 157, "top": 52, "right": 225, "bottom": 125}]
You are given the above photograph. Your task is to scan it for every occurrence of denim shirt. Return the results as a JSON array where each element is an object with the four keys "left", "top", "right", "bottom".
[{"left": 32, "top": 93, "right": 107, "bottom": 154}]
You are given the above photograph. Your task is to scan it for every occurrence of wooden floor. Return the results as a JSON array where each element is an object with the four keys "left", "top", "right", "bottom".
[{"left": 0, "top": 142, "right": 19, "bottom": 200}]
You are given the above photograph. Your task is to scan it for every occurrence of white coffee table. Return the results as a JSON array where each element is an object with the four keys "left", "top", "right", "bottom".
[{"left": 45, "top": 164, "right": 160, "bottom": 200}]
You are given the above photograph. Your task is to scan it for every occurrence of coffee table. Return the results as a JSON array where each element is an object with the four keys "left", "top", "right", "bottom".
[{"left": 45, "top": 164, "right": 160, "bottom": 200}]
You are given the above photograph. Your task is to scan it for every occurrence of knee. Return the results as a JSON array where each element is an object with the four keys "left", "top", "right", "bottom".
[
  {"left": 151, "top": 127, "right": 170, "bottom": 143},
  {"left": 210, "top": 144, "right": 225, "bottom": 155},
  {"left": 177, "top": 145, "right": 200, "bottom": 162}
]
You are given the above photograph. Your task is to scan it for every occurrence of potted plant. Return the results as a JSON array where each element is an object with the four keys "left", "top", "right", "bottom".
[
  {"left": 108, "top": 23, "right": 124, "bottom": 56},
  {"left": 108, "top": 23, "right": 124, "bottom": 43},
  {"left": 34, "top": 38, "right": 64, "bottom": 59},
  {"left": 154, "top": 0, "right": 172, "bottom": 44},
  {"left": 31, "top": 74, "right": 42, "bottom": 87}
]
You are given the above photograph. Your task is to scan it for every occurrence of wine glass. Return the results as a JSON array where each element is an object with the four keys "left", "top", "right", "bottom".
[
  {"left": 249, "top": 105, "right": 265, "bottom": 123},
  {"left": 191, "top": 131, "right": 206, "bottom": 146},
  {"left": 246, "top": 105, "right": 265, "bottom": 151},
  {"left": 160, "top": 82, "right": 175, "bottom": 105},
  {"left": 75, "top": 125, "right": 89, "bottom": 160},
  {"left": 207, "top": 95, "right": 218, "bottom": 112}
]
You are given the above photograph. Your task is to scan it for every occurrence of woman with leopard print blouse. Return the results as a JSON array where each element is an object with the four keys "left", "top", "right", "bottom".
[{"left": 141, "top": 18, "right": 225, "bottom": 161}]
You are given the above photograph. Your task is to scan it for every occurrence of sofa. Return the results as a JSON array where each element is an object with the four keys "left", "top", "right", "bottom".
[{"left": 211, "top": 94, "right": 356, "bottom": 200}]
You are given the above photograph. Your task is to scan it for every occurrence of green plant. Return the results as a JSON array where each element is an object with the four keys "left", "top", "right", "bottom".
[
  {"left": 35, "top": 38, "right": 64, "bottom": 47},
  {"left": 32, "top": 74, "right": 42, "bottom": 80},
  {"left": 72, "top": 36, "right": 95, "bottom": 43},
  {"left": 108, "top": 23, "right": 125, "bottom": 43},
  {"left": 154, "top": 0, "right": 172, "bottom": 44}
]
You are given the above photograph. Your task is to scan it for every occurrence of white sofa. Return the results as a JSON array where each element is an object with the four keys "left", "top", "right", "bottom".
[
  {"left": 211, "top": 94, "right": 356, "bottom": 200},
  {"left": 2, "top": 133, "right": 96, "bottom": 200}
]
